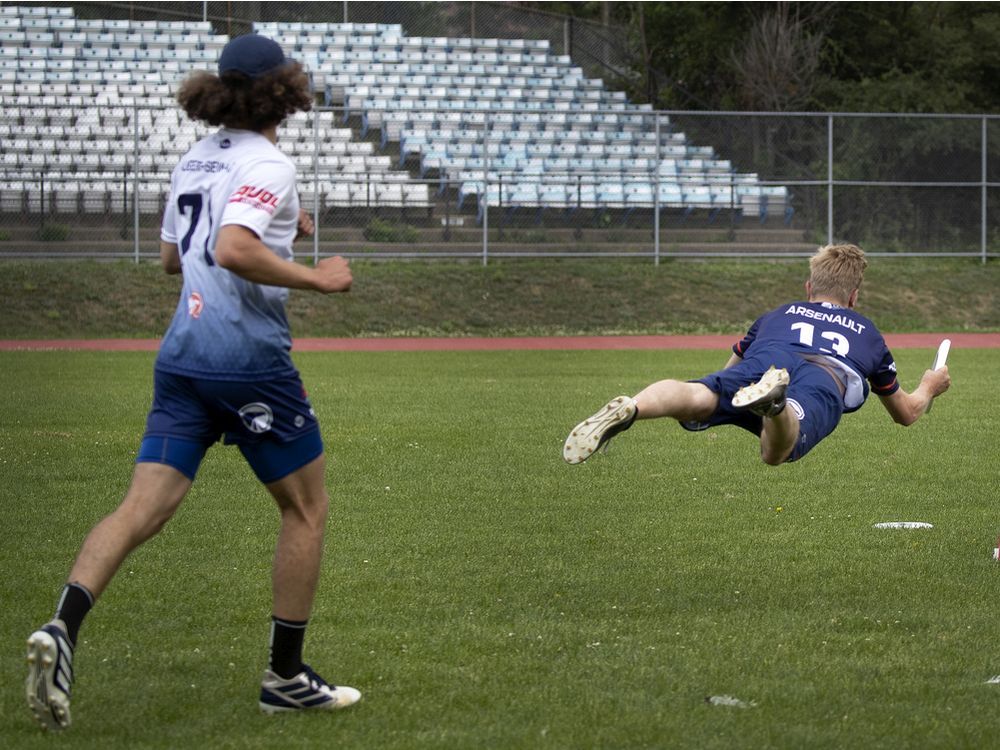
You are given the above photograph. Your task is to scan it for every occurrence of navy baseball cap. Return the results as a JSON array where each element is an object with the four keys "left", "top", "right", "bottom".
[{"left": 218, "top": 34, "right": 290, "bottom": 78}]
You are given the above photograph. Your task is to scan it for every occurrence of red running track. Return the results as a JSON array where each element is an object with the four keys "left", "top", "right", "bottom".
[{"left": 1, "top": 333, "right": 998, "bottom": 352}]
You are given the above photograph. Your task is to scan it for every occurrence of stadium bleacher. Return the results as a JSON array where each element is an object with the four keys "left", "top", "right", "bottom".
[{"left": 0, "top": 5, "right": 789, "bottom": 223}]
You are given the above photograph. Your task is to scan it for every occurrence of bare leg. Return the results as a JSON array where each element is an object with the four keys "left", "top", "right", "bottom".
[
  {"left": 633, "top": 379, "right": 719, "bottom": 422},
  {"left": 759, "top": 408, "right": 799, "bottom": 465},
  {"left": 68, "top": 462, "right": 193, "bottom": 598},
  {"left": 266, "top": 454, "right": 329, "bottom": 621}
]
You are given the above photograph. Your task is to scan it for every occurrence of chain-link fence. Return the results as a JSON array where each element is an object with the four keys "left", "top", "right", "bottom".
[{"left": 2, "top": 2, "right": 999, "bottom": 262}]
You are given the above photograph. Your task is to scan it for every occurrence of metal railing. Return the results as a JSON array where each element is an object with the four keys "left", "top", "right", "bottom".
[{"left": 3, "top": 106, "right": 1000, "bottom": 263}]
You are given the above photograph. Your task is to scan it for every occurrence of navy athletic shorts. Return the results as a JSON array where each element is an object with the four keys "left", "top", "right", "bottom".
[
  {"left": 136, "top": 368, "right": 324, "bottom": 483},
  {"left": 680, "top": 348, "right": 845, "bottom": 462}
]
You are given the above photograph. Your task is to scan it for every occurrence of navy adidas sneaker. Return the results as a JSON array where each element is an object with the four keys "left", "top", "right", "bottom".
[
  {"left": 259, "top": 665, "right": 361, "bottom": 714},
  {"left": 26, "top": 620, "right": 74, "bottom": 731}
]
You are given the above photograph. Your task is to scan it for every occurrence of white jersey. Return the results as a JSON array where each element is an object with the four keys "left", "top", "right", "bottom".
[{"left": 158, "top": 128, "right": 300, "bottom": 379}]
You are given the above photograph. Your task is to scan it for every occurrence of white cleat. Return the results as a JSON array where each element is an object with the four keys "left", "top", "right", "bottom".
[
  {"left": 259, "top": 665, "right": 361, "bottom": 714},
  {"left": 26, "top": 621, "right": 74, "bottom": 731},
  {"left": 732, "top": 366, "right": 790, "bottom": 417},
  {"left": 563, "top": 395, "right": 638, "bottom": 464}
]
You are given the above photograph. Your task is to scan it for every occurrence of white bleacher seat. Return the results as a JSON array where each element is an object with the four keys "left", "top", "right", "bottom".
[
  {"left": 188, "top": 49, "right": 218, "bottom": 63},
  {"left": 735, "top": 185, "right": 762, "bottom": 211},
  {"left": 537, "top": 184, "right": 567, "bottom": 207},
  {"left": 682, "top": 186, "right": 713, "bottom": 208},
  {"left": 501, "top": 182, "right": 538, "bottom": 207},
  {"left": 80, "top": 48, "right": 111, "bottom": 61},
  {"left": 80, "top": 181, "right": 108, "bottom": 212},
  {"left": 759, "top": 186, "right": 789, "bottom": 218},
  {"left": 321, "top": 183, "right": 350, "bottom": 206},
  {"left": 709, "top": 185, "right": 734, "bottom": 207},
  {"left": 659, "top": 184, "right": 684, "bottom": 208},
  {"left": 597, "top": 183, "right": 625, "bottom": 208},
  {"left": 624, "top": 183, "right": 654, "bottom": 207},
  {"left": 54, "top": 181, "right": 80, "bottom": 213}
]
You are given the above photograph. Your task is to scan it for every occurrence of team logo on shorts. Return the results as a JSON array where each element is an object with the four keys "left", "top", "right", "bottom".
[
  {"left": 238, "top": 402, "right": 274, "bottom": 433},
  {"left": 787, "top": 398, "right": 806, "bottom": 421},
  {"left": 187, "top": 292, "right": 204, "bottom": 319}
]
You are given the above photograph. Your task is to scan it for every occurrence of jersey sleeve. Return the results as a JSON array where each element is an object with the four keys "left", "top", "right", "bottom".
[
  {"left": 220, "top": 159, "right": 297, "bottom": 239},
  {"left": 733, "top": 318, "right": 761, "bottom": 357},
  {"left": 160, "top": 169, "right": 179, "bottom": 244},
  {"left": 868, "top": 341, "right": 900, "bottom": 397}
]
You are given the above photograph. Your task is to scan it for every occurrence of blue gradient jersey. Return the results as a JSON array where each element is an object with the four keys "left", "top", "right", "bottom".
[
  {"left": 158, "top": 128, "right": 300, "bottom": 380},
  {"left": 733, "top": 301, "right": 900, "bottom": 412}
]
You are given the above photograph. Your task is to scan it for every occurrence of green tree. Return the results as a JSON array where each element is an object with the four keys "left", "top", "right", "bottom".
[{"left": 532, "top": 1, "right": 1000, "bottom": 113}]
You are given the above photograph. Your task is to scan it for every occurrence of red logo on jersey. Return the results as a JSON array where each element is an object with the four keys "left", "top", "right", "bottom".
[
  {"left": 187, "top": 291, "right": 204, "bottom": 319},
  {"left": 228, "top": 184, "right": 281, "bottom": 214}
]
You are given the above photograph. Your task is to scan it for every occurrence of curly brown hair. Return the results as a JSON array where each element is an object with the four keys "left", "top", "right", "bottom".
[{"left": 176, "top": 61, "right": 313, "bottom": 131}]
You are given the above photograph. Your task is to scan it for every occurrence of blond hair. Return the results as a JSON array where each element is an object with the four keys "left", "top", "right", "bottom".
[{"left": 808, "top": 244, "right": 867, "bottom": 304}]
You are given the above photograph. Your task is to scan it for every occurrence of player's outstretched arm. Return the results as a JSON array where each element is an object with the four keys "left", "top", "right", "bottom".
[
  {"left": 878, "top": 366, "right": 951, "bottom": 426},
  {"left": 215, "top": 225, "right": 351, "bottom": 293}
]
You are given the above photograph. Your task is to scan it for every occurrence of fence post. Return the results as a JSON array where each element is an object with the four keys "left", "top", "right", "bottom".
[
  {"left": 982, "top": 115, "right": 988, "bottom": 265},
  {"left": 654, "top": 111, "right": 661, "bottom": 266},
  {"left": 482, "top": 113, "right": 490, "bottom": 266},
  {"left": 133, "top": 101, "right": 140, "bottom": 264},
  {"left": 313, "top": 106, "right": 320, "bottom": 265},
  {"left": 827, "top": 114, "right": 834, "bottom": 246}
]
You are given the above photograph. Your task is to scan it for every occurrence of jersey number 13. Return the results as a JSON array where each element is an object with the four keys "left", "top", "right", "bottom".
[{"left": 791, "top": 321, "right": 850, "bottom": 356}]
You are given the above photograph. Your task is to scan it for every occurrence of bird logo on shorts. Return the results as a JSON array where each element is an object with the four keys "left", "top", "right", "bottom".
[{"left": 238, "top": 402, "right": 274, "bottom": 434}]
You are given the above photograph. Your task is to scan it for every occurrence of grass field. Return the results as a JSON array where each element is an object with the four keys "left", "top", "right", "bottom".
[
  {"left": 2, "top": 257, "right": 1000, "bottom": 339},
  {"left": 1, "top": 347, "right": 998, "bottom": 749}
]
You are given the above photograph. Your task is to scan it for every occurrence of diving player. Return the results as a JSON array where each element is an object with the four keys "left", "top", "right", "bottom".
[{"left": 564, "top": 244, "right": 951, "bottom": 466}]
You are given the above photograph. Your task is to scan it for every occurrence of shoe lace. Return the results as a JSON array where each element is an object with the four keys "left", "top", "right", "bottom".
[{"left": 302, "top": 665, "right": 330, "bottom": 692}]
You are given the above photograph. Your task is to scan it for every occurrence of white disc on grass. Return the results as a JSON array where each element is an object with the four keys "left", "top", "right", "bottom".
[{"left": 872, "top": 521, "right": 934, "bottom": 529}]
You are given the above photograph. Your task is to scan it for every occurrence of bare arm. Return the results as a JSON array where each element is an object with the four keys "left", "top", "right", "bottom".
[
  {"left": 722, "top": 351, "right": 742, "bottom": 369},
  {"left": 214, "top": 224, "right": 351, "bottom": 293},
  {"left": 878, "top": 366, "right": 951, "bottom": 426},
  {"left": 160, "top": 241, "right": 181, "bottom": 275}
]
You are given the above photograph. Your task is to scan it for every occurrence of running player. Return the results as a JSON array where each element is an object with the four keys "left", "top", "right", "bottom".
[
  {"left": 26, "top": 34, "right": 359, "bottom": 731},
  {"left": 564, "top": 244, "right": 951, "bottom": 466}
]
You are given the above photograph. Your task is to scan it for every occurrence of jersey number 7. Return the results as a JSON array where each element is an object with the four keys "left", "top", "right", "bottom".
[{"left": 177, "top": 193, "right": 215, "bottom": 266}]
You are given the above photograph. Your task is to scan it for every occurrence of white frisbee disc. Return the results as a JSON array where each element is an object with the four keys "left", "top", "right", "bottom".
[
  {"left": 933, "top": 338, "right": 951, "bottom": 370},
  {"left": 872, "top": 521, "right": 934, "bottom": 529},
  {"left": 926, "top": 339, "right": 951, "bottom": 414}
]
